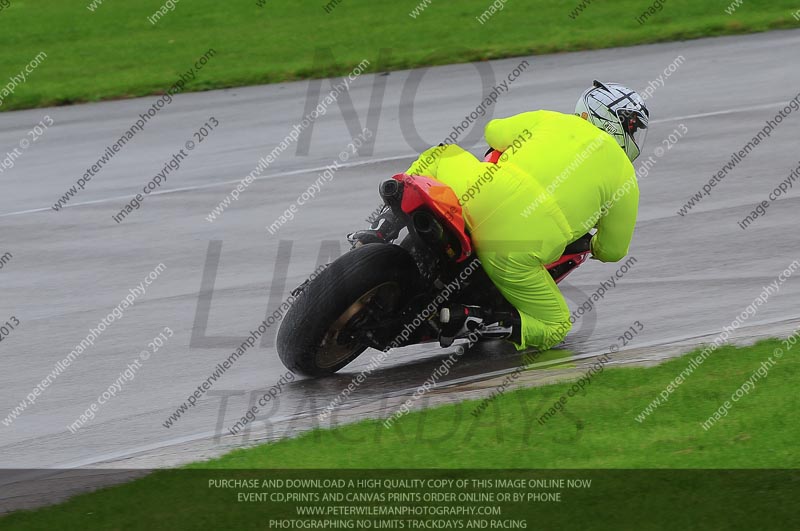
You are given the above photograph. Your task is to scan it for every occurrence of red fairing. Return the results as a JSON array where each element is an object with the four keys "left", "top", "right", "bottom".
[
  {"left": 547, "top": 251, "right": 590, "bottom": 284},
  {"left": 483, "top": 149, "right": 503, "bottom": 164},
  {"left": 391, "top": 173, "right": 473, "bottom": 262}
]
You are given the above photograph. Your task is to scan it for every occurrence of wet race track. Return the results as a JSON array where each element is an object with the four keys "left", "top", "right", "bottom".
[{"left": 1, "top": 30, "right": 799, "bottom": 489}]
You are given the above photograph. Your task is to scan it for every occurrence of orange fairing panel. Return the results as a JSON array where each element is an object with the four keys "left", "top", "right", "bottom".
[{"left": 392, "top": 173, "right": 473, "bottom": 261}]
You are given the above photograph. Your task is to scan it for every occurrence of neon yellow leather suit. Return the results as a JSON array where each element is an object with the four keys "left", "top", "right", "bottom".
[{"left": 406, "top": 110, "right": 638, "bottom": 350}]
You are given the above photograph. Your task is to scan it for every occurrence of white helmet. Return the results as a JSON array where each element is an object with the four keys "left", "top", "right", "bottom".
[{"left": 575, "top": 80, "right": 649, "bottom": 162}]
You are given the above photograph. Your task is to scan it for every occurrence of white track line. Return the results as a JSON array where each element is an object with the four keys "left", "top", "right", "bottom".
[
  {"left": 649, "top": 101, "right": 786, "bottom": 124},
  {"left": 0, "top": 100, "right": 791, "bottom": 219},
  {"left": 0, "top": 155, "right": 411, "bottom": 218}
]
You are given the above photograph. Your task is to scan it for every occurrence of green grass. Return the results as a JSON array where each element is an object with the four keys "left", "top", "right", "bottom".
[
  {"left": 1, "top": 0, "right": 799, "bottom": 111},
  {"left": 1, "top": 340, "right": 797, "bottom": 529}
]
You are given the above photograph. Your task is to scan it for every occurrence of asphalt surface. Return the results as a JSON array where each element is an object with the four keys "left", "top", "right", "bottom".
[{"left": 1, "top": 29, "right": 799, "bottom": 489}]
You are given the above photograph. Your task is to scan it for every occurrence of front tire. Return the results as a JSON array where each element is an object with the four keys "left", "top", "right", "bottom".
[{"left": 277, "top": 244, "right": 420, "bottom": 376}]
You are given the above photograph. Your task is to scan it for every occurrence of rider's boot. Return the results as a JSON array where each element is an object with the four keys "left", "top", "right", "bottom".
[{"left": 347, "top": 205, "right": 402, "bottom": 248}]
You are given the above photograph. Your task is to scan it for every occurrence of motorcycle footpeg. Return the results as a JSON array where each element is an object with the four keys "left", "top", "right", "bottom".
[
  {"left": 438, "top": 305, "right": 484, "bottom": 347},
  {"left": 439, "top": 321, "right": 512, "bottom": 347},
  {"left": 478, "top": 322, "right": 514, "bottom": 340}
]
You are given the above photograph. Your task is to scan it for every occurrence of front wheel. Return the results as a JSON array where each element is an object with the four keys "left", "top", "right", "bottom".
[{"left": 277, "top": 244, "right": 421, "bottom": 376}]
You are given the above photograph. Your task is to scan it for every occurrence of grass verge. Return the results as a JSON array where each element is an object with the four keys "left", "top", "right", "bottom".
[{"left": 1, "top": 1, "right": 799, "bottom": 111}]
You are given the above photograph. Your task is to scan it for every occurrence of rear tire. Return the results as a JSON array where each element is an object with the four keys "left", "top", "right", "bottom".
[{"left": 277, "top": 244, "right": 421, "bottom": 377}]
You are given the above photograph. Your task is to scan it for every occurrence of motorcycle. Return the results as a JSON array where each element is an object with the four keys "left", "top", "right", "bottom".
[{"left": 276, "top": 150, "right": 592, "bottom": 376}]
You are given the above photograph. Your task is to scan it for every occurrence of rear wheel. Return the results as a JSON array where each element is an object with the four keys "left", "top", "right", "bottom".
[{"left": 277, "top": 244, "right": 421, "bottom": 376}]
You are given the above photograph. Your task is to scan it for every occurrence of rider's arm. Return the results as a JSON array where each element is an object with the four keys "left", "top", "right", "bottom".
[
  {"left": 406, "top": 144, "right": 481, "bottom": 178},
  {"left": 591, "top": 173, "right": 639, "bottom": 263},
  {"left": 406, "top": 145, "right": 446, "bottom": 177},
  {"left": 484, "top": 111, "right": 543, "bottom": 151}
]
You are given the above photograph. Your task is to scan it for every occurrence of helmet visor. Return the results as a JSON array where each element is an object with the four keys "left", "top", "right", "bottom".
[{"left": 617, "top": 108, "right": 649, "bottom": 159}]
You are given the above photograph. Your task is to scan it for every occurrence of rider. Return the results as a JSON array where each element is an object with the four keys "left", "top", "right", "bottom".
[{"left": 349, "top": 81, "right": 649, "bottom": 351}]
